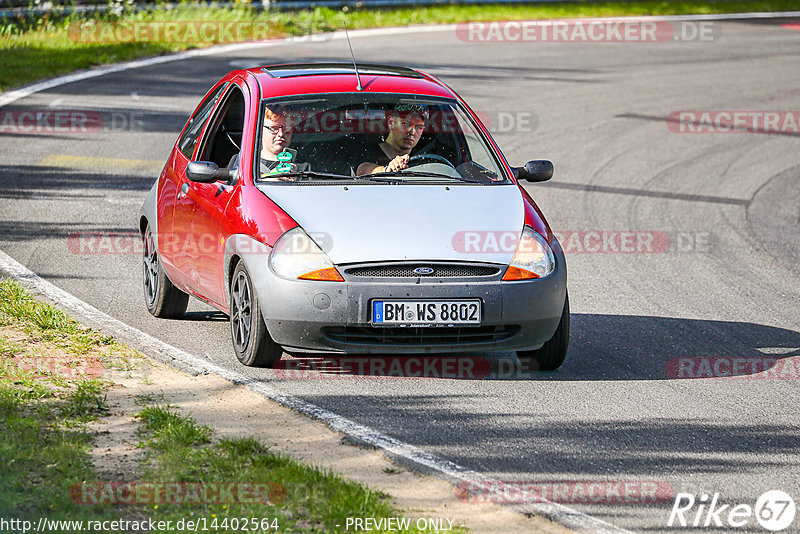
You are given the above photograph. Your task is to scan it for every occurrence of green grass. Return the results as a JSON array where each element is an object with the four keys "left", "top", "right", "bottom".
[
  {"left": 59, "top": 379, "right": 108, "bottom": 421},
  {"left": 0, "top": 279, "right": 141, "bottom": 377},
  {"left": 0, "top": 279, "right": 112, "bottom": 353},
  {"left": 138, "top": 404, "right": 213, "bottom": 448},
  {"left": 0, "top": 279, "right": 131, "bottom": 527},
  {"left": 137, "top": 405, "right": 463, "bottom": 533},
  {"left": 0, "top": 383, "right": 119, "bottom": 525},
  {"left": 1, "top": 0, "right": 797, "bottom": 91}
]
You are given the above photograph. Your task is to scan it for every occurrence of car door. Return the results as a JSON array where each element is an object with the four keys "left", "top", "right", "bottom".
[
  {"left": 173, "top": 80, "right": 250, "bottom": 309},
  {"left": 159, "top": 82, "right": 227, "bottom": 291}
]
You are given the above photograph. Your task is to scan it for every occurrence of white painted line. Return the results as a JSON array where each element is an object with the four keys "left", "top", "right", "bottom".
[
  {"left": 470, "top": 10, "right": 800, "bottom": 23},
  {"left": 626, "top": 10, "right": 800, "bottom": 21},
  {"left": 0, "top": 249, "right": 634, "bottom": 534},
  {"left": 0, "top": 40, "right": 282, "bottom": 108}
]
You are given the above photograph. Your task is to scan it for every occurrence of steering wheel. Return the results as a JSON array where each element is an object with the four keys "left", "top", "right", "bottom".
[{"left": 408, "top": 154, "right": 457, "bottom": 170}]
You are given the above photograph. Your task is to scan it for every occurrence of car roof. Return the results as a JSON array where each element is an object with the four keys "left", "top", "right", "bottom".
[{"left": 247, "top": 62, "right": 457, "bottom": 100}]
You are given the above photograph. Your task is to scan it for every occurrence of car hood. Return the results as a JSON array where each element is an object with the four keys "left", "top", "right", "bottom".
[{"left": 256, "top": 183, "right": 524, "bottom": 265}]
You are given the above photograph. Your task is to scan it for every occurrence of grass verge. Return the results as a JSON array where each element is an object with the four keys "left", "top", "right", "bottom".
[
  {"left": 136, "top": 404, "right": 464, "bottom": 533},
  {"left": 0, "top": 277, "right": 465, "bottom": 532},
  {"left": 0, "top": 278, "right": 139, "bottom": 527},
  {"left": 1, "top": 0, "right": 798, "bottom": 91},
  {"left": 0, "top": 280, "right": 122, "bottom": 526}
]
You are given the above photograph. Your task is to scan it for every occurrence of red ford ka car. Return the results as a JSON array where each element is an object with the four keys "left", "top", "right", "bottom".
[{"left": 139, "top": 63, "right": 569, "bottom": 370}]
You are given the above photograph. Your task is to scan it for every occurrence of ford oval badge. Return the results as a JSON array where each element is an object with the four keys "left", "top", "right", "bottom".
[{"left": 414, "top": 267, "right": 435, "bottom": 275}]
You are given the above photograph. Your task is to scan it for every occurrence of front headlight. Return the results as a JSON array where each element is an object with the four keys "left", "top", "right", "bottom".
[
  {"left": 269, "top": 227, "right": 344, "bottom": 281},
  {"left": 502, "top": 225, "right": 555, "bottom": 280}
]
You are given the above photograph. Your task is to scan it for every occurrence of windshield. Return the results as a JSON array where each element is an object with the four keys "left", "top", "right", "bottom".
[{"left": 255, "top": 94, "right": 511, "bottom": 184}]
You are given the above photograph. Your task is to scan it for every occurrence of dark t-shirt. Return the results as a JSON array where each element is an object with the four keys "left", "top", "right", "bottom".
[{"left": 361, "top": 143, "right": 392, "bottom": 168}]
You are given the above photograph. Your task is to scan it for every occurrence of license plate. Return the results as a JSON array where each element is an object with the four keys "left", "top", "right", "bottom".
[{"left": 372, "top": 300, "right": 481, "bottom": 326}]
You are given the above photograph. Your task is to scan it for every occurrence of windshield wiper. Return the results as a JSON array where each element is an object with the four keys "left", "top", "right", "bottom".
[
  {"left": 260, "top": 171, "right": 396, "bottom": 183},
  {"left": 370, "top": 170, "right": 486, "bottom": 183},
  {"left": 260, "top": 171, "right": 354, "bottom": 180}
]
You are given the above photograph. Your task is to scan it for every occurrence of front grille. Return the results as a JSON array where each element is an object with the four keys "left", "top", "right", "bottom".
[
  {"left": 346, "top": 264, "right": 501, "bottom": 278},
  {"left": 322, "top": 325, "right": 519, "bottom": 346}
]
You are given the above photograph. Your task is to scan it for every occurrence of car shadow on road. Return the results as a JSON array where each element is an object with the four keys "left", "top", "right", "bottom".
[
  {"left": 554, "top": 313, "right": 800, "bottom": 382},
  {"left": 272, "top": 314, "right": 800, "bottom": 382},
  {"left": 182, "top": 310, "right": 228, "bottom": 322}
]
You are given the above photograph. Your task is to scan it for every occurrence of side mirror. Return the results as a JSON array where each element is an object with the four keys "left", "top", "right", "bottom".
[
  {"left": 186, "top": 161, "right": 233, "bottom": 183},
  {"left": 514, "top": 160, "right": 554, "bottom": 183}
]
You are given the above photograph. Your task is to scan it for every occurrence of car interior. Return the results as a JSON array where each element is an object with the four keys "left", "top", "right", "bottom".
[{"left": 290, "top": 102, "right": 470, "bottom": 177}]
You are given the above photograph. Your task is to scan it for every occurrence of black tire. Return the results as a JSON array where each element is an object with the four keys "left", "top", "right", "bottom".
[
  {"left": 143, "top": 223, "right": 189, "bottom": 318},
  {"left": 517, "top": 292, "right": 570, "bottom": 371},
  {"left": 229, "top": 261, "right": 282, "bottom": 367}
]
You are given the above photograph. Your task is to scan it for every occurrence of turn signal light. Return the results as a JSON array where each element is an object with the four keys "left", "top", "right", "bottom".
[
  {"left": 502, "top": 266, "right": 540, "bottom": 281},
  {"left": 298, "top": 267, "right": 344, "bottom": 282}
]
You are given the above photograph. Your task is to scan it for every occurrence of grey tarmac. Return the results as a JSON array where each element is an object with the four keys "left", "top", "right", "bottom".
[{"left": 1, "top": 17, "right": 799, "bottom": 533}]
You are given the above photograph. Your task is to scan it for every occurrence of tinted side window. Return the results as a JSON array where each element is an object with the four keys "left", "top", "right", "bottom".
[{"left": 177, "top": 83, "right": 226, "bottom": 159}]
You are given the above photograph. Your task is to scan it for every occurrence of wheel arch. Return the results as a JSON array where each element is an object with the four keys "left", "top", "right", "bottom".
[
  {"left": 227, "top": 253, "right": 242, "bottom": 298},
  {"left": 138, "top": 179, "right": 159, "bottom": 242},
  {"left": 223, "top": 234, "right": 272, "bottom": 310}
]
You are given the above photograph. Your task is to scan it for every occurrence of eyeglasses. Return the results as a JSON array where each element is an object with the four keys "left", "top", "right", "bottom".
[{"left": 264, "top": 124, "right": 292, "bottom": 134}]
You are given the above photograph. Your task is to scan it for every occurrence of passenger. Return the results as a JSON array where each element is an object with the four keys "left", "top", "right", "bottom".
[{"left": 357, "top": 103, "right": 429, "bottom": 175}]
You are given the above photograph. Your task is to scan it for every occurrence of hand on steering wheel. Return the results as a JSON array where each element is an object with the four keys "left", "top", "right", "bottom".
[
  {"left": 407, "top": 154, "right": 457, "bottom": 170},
  {"left": 384, "top": 154, "right": 409, "bottom": 172}
]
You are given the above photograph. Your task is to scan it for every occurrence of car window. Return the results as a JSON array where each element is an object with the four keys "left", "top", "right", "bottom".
[
  {"left": 177, "top": 83, "right": 227, "bottom": 160},
  {"left": 254, "top": 94, "right": 510, "bottom": 184},
  {"left": 197, "top": 85, "right": 246, "bottom": 170}
]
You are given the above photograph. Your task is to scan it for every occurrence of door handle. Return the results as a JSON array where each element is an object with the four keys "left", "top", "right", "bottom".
[{"left": 178, "top": 182, "right": 189, "bottom": 199}]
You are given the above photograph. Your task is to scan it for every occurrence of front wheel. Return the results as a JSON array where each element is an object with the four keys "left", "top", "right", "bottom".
[
  {"left": 517, "top": 292, "right": 569, "bottom": 371},
  {"left": 229, "top": 261, "right": 282, "bottom": 367},
  {"left": 142, "top": 223, "right": 189, "bottom": 318}
]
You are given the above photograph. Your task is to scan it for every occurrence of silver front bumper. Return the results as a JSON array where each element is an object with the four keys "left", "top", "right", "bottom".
[{"left": 238, "top": 241, "right": 567, "bottom": 354}]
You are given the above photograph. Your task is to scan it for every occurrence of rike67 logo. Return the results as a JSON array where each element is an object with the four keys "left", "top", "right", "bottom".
[{"left": 668, "top": 490, "right": 796, "bottom": 531}]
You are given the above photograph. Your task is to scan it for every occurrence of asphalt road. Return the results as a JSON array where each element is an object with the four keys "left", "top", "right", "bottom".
[{"left": 2, "top": 18, "right": 800, "bottom": 533}]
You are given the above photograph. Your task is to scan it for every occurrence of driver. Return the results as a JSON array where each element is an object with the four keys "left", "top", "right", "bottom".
[
  {"left": 357, "top": 103, "right": 428, "bottom": 175},
  {"left": 260, "top": 105, "right": 308, "bottom": 178}
]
